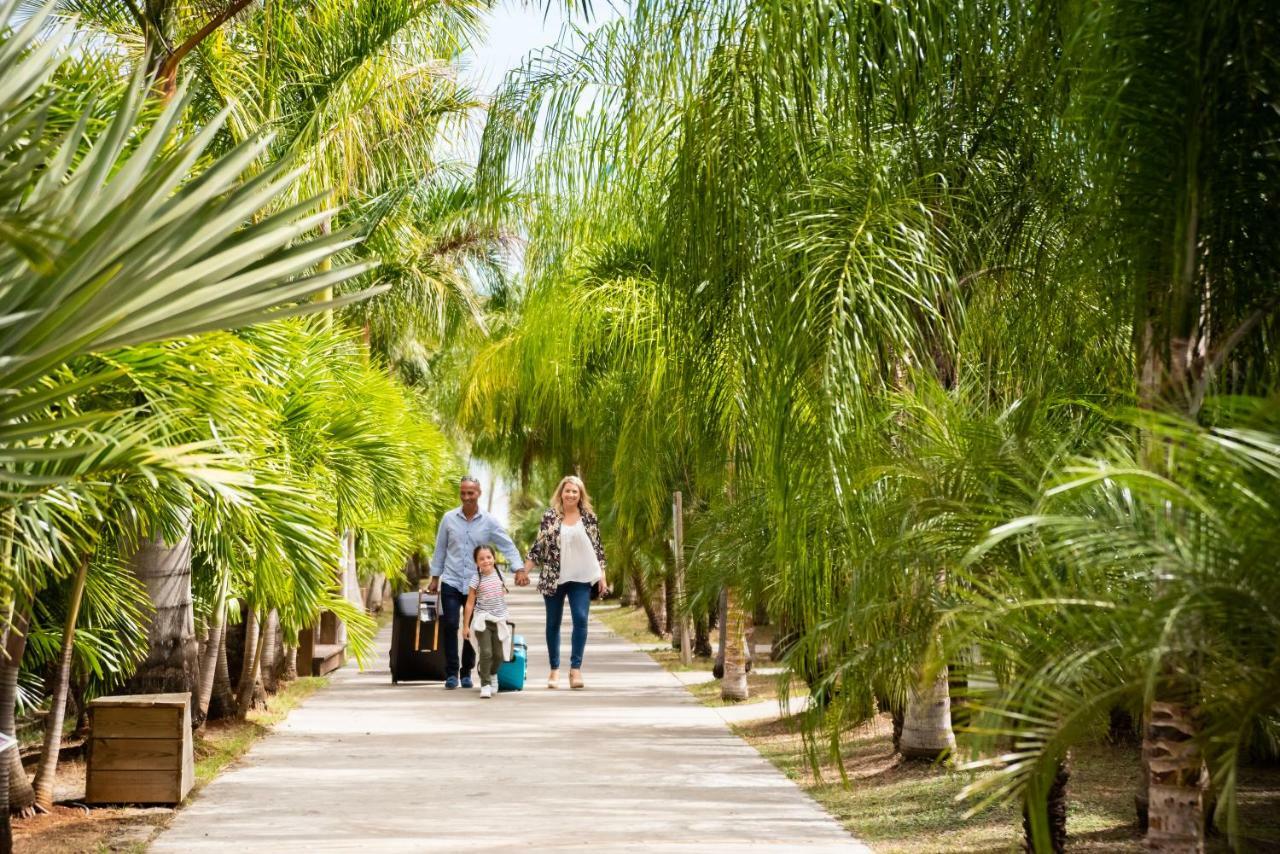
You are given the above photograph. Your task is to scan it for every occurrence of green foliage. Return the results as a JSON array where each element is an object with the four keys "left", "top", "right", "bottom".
[
  {"left": 2, "top": 0, "right": 488, "bottom": 716},
  {"left": 469, "top": 0, "right": 1280, "bottom": 850}
]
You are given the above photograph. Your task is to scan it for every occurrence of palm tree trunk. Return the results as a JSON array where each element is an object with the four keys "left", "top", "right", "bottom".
[
  {"left": 154, "top": 0, "right": 257, "bottom": 99},
  {"left": 70, "top": 676, "right": 89, "bottom": 738},
  {"left": 207, "top": 628, "right": 235, "bottom": 721},
  {"left": 693, "top": 613, "right": 712, "bottom": 658},
  {"left": 335, "top": 530, "right": 359, "bottom": 648},
  {"left": 235, "top": 609, "right": 263, "bottom": 718},
  {"left": 720, "top": 588, "right": 750, "bottom": 702},
  {"left": 899, "top": 670, "right": 956, "bottom": 760},
  {"left": 281, "top": 645, "right": 298, "bottom": 683},
  {"left": 632, "top": 567, "right": 663, "bottom": 637},
  {"left": 0, "top": 737, "right": 10, "bottom": 854},
  {"left": 663, "top": 572, "right": 675, "bottom": 636},
  {"left": 32, "top": 557, "right": 89, "bottom": 811},
  {"left": 0, "top": 608, "right": 34, "bottom": 816},
  {"left": 714, "top": 588, "right": 728, "bottom": 678},
  {"left": 1023, "top": 754, "right": 1070, "bottom": 853},
  {"left": 260, "top": 610, "right": 281, "bottom": 694},
  {"left": 194, "top": 574, "right": 230, "bottom": 727},
  {"left": 364, "top": 573, "right": 385, "bottom": 613},
  {"left": 1144, "top": 700, "right": 1209, "bottom": 853},
  {"left": 891, "top": 706, "right": 905, "bottom": 753},
  {"left": 125, "top": 531, "right": 199, "bottom": 699}
]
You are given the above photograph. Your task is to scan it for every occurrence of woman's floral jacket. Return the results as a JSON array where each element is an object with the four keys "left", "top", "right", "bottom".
[{"left": 528, "top": 508, "right": 607, "bottom": 596}]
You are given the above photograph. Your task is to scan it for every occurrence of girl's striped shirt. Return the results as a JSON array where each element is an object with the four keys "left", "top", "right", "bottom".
[{"left": 468, "top": 570, "right": 508, "bottom": 619}]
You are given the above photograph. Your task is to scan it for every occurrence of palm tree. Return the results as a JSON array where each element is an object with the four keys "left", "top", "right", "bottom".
[
  {"left": 1, "top": 0, "right": 380, "bottom": 809},
  {"left": 469, "top": 2, "right": 1278, "bottom": 851},
  {"left": 1043, "top": 1, "right": 1279, "bottom": 845},
  {"left": 53, "top": 0, "right": 493, "bottom": 705}
]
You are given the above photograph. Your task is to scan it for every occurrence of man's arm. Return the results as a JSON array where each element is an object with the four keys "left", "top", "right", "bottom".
[
  {"left": 427, "top": 515, "right": 449, "bottom": 592},
  {"left": 487, "top": 519, "right": 530, "bottom": 586}
]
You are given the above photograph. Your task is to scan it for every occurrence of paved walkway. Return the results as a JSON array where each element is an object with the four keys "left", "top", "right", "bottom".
[{"left": 152, "top": 585, "right": 866, "bottom": 853}]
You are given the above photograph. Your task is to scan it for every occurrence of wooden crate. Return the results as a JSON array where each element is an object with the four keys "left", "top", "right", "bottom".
[{"left": 85, "top": 693, "right": 193, "bottom": 805}]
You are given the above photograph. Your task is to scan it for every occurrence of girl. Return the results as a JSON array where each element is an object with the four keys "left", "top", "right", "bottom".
[{"left": 462, "top": 545, "right": 510, "bottom": 698}]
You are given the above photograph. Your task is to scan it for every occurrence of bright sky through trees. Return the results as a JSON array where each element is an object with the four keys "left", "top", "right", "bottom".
[{"left": 450, "top": 0, "right": 622, "bottom": 164}]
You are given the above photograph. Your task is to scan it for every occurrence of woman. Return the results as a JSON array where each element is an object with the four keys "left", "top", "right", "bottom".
[{"left": 523, "top": 475, "right": 608, "bottom": 689}]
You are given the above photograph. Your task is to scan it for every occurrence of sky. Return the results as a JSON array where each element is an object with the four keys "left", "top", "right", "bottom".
[
  {"left": 463, "top": 1, "right": 624, "bottom": 96},
  {"left": 446, "top": 1, "right": 623, "bottom": 164},
  {"left": 453, "top": 2, "right": 624, "bottom": 523}
]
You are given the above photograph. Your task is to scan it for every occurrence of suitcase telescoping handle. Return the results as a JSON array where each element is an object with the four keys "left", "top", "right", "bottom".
[{"left": 414, "top": 589, "right": 440, "bottom": 652}]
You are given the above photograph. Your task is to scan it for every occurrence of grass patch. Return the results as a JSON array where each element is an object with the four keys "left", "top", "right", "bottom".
[
  {"left": 738, "top": 713, "right": 1280, "bottom": 852},
  {"left": 687, "top": 670, "right": 802, "bottom": 707},
  {"left": 603, "top": 605, "right": 1280, "bottom": 852},
  {"left": 737, "top": 713, "right": 1149, "bottom": 853},
  {"left": 193, "top": 676, "right": 327, "bottom": 789},
  {"left": 596, "top": 604, "right": 666, "bottom": 646},
  {"left": 648, "top": 647, "right": 714, "bottom": 673},
  {"left": 597, "top": 605, "right": 715, "bottom": 673}
]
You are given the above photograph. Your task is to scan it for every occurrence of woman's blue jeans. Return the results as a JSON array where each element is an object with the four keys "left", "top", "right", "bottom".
[{"left": 544, "top": 581, "right": 591, "bottom": 670}]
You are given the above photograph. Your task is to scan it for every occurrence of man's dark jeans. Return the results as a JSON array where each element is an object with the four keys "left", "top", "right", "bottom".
[{"left": 439, "top": 582, "right": 475, "bottom": 679}]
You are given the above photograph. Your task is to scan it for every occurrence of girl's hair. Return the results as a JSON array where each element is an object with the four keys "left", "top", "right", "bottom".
[
  {"left": 473, "top": 544, "right": 496, "bottom": 562},
  {"left": 551, "top": 475, "right": 594, "bottom": 515}
]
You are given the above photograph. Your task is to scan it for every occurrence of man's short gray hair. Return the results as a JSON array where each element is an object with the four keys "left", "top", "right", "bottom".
[{"left": 459, "top": 475, "right": 482, "bottom": 487}]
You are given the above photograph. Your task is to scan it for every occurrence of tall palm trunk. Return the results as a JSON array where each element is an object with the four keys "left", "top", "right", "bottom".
[
  {"left": 32, "top": 557, "right": 89, "bottom": 811},
  {"left": 235, "top": 609, "right": 263, "bottom": 718},
  {"left": 899, "top": 670, "right": 956, "bottom": 760},
  {"left": 693, "top": 613, "right": 712, "bottom": 658},
  {"left": 0, "top": 608, "right": 33, "bottom": 816},
  {"left": 663, "top": 573, "right": 675, "bottom": 636},
  {"left": 334, "top": 530, "right": 359, "bottom": 648},
  {"left": 1023, "top": 754, "right": 1070, "bottom": 853},
  {"left": 207, "top": 628, "right": 235, "bottom": 721},
  {"left": 194, "top": 574, "right": 230, "bottom": 727},
  {"left": 125, "top": 531, "right": 199, "bottom": 699},
  {"left": 630, "top": 568, "right": 663, "bottom": 636},
  {"left": 364, "top": 573, "right": 386, "bottom": 613},
  {"left": 720, "top": 587, "right": 750, "bottom": 701},
  {"left": 1, "top": 736, "right": 10, "bottom": 853},
  {"left": 1144, "top": 701, "right": 1209, "bottom": 853},
  {"left": 281, "top": 645, "right": 298, "bottom": 683},
  {"left": 1135, "top": 318, "right": 1210, "bottom": 846},
  {"left": 260, "top": 610, "right": 281, "bottom": 694}
]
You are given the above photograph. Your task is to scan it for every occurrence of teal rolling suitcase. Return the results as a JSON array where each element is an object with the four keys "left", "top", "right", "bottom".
[{"left": 497, "top": 634, "right": 527, "bottom": 692}]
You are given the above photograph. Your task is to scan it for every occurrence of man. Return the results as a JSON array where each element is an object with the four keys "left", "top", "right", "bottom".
[{"left": 428, "top": 476, "right": 529, "bottom": 689}]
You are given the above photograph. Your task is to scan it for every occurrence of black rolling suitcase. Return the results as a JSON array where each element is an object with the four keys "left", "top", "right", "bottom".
[{"left": 389, "top": 590, "right": 448, "bottom": 683}]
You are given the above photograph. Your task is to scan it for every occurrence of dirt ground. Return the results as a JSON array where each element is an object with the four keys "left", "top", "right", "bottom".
[{"left": 12, "top": 759, "right": 172, "bottom": 854}]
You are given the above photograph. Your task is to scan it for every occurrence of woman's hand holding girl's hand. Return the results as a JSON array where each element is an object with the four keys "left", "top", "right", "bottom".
[{"left": 463, "top": 627, "right": 470, "bottom": 639}]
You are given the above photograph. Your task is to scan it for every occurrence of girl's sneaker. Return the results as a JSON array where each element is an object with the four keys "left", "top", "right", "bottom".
[{"left": 480, "top": 685, "right": 492, "bottom": 699}]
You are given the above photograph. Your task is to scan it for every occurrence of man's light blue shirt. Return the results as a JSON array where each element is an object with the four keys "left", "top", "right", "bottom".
[{"left": 429, "top": 507, "right": 523, "bottom": 593}]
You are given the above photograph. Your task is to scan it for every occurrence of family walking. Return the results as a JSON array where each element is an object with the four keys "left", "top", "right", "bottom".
[{"left": 428, "top": 474, "right": 608, "bottom": 692}]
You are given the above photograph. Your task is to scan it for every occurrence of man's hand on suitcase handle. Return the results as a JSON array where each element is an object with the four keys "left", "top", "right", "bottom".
[{"left": 427, "top": 576, "right": 439, "bottom": 594}]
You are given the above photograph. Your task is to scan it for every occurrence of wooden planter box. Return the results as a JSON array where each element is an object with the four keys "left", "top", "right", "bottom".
[{"left": 85, "top": 693, "right": 193, "bottom": 805}]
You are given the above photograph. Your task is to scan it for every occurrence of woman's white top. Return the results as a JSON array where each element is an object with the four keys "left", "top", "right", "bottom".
[{"left": 558, "top": 519, "right": 601, "bottom": 585}]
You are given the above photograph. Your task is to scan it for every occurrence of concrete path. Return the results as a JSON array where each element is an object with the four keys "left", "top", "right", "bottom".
[{"left": 152, "top": 584, "right": 867, "bottom": 853}]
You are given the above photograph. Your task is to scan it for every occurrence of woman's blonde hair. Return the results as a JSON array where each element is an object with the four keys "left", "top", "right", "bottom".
[{"left": 551, "top": 475, "right": 594, "bottom": 515}]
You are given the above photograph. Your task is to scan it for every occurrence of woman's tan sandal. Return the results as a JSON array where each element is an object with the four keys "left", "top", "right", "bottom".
[
  {"left": 569, "top": 669, "right": 584, "bottom": 689},
  {"left": 547, "top": 670, "right": 560, "bottom": 689}
]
